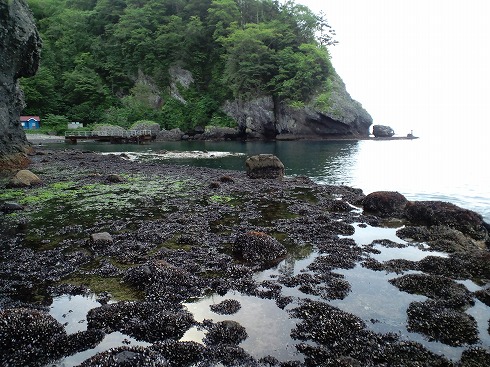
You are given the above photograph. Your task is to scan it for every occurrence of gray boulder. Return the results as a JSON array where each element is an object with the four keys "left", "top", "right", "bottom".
[
  {"left": 157, "top": 128, "right": 184, "bottom": 141},
  {"left": 7, "top": 169, "right": 42, "bottom": 187},
  {"left": 372, "top": 125, "right": 395, "bottom": 137},
  {"left": 245, "top": 154, "right": 284, "bottom": 179}
]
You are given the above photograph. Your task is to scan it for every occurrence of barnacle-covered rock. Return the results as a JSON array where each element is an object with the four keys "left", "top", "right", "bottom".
[
  {"left": 389, "top": 273, "right": 474, "bottom": 308},
  {"left": 407, "top": 300, "right": 478, "bottom": 346},
  {"left": 0, "top": 308, "right": 104, "bottom": 366},
  {"left": 210, "top": 299, "right": 241, "bottom": 315},
  {"left": 232, "top": 231, "right": 287, "bottom": 264},
  {"left": 404, "top": 201, "right": 489, "bottom": 242},
  {"left": 203, "top": 320, "right": 248, "bottom": 346},
  {"left": 87, "top": 301, "right": 195, "bottom": 342},
  {"left": 78, "top": 346, "right": 169, "bottom": 367},
  {"left": 363, "top": 191, "right": 408, "bottom": 217}
]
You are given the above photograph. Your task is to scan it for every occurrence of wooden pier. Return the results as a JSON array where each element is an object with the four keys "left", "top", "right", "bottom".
[{"left": 65, "top": 130, "right": 154, "bottom": 144}]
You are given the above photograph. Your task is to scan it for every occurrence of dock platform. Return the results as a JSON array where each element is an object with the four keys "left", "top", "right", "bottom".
[{"left": 65, "top": 130, "right": 154, "bottom": 144}]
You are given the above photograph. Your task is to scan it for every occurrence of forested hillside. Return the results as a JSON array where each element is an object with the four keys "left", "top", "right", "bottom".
[{"left": 21, "top": 0, "right": 340, "bottom": 133}]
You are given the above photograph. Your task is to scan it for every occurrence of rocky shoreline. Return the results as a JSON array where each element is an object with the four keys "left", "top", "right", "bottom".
[
  {"left": 0, "top": 147, "right": 488, "bottom": 366},
  {"left": 25, "top": 133, "right": 418, "bottom": 146}
]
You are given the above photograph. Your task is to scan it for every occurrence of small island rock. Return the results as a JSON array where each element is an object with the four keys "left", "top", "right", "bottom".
[{"left": 372, "top": 125, "right": 395, "bottom": 137}]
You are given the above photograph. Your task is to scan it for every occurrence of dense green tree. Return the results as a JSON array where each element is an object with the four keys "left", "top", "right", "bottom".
[{"left": 23, "top": 0, "right": 338, "bottom": 131}]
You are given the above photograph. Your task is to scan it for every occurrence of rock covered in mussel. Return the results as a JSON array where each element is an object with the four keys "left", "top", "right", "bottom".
[
  {"left": 210, "top": 299, "right": 241, "bottom": 315},
  {"left": 363, "top": 191, "right": 408, "bottom": 217},
  {"left": 77, "top": 346, "right": 169, "bottom": 367},
  {"left": 232, "top": 231, "right": 287, "bottom": 265},
  {"left": 389, "top": 273, "right": 474, "bottom": 308},
  {"left": 404, "top": 200, "right": 489, "bottom": 242},
  {"left": 0, "top": 308, "right": 103, "bottom": 366},
  {"left": 202, "top": 320, "right": 248, "bottom": 346},
  {"left": 87, "top": 301, "right": 195, "bottom": 342},
  {"left": 407, "top": 299, "right": 479, "bottom": 346}
]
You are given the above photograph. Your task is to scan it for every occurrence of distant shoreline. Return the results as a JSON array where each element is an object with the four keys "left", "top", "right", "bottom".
[{"left": 26, "top": 133, "right": 419, "bottom": 145}]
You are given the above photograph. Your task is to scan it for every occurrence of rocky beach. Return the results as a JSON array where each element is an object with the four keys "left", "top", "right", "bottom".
[{"left": 0, "top": 146, "right": 489, "bottom": 366}]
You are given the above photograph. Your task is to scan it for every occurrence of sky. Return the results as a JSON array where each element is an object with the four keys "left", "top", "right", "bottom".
[{"left": 297, "top": 0, "right": 490, "bottom": 139}]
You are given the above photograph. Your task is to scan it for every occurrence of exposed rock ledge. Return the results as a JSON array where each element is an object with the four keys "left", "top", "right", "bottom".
[{"left": 0, "top": 0, "right": 42, "bottom": 170}]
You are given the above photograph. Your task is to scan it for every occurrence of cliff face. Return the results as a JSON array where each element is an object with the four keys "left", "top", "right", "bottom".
[
  {"left": 222, "top": 69, "right": 372, "bottom": 140},
  {"left": 0, "top": 0, "right": 42, "bottom": 169}
]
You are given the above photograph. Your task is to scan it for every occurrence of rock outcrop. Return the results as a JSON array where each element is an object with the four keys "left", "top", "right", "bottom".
[
  {"left": 222, "top": 70, "right": 373, "bottom": 140},
  {"left": 0, "top": 0, "right": 41, "bottom": 169},
  {"left": 372, "top": 124, "right": 395, "bottom": 137}
]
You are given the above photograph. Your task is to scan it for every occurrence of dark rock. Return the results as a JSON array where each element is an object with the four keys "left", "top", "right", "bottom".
[
  {"left": 233, "top": 231, "right": 287, "bottom": 264},
  {"left": 0, "top": 308, "right": 66, "bottom": 365},
  {"left": 417, "top": 251, "right": 490, "bottom": 280},
  {"left": 78, "top": 346, "right": 169, "bottom": 367},
  {"left": 1, "top": 201, "right": 23, "bottom": 213},
  {"left": 245, "top": 154, "right": 284, "bottom": 179},
  {"left": 404, "top": 201, "right": 489, "bottom": 242},
  {"left": 0, "top": 0, "right": 42, "bottom": 169},
  {"left": 396, "top": 225, "right": 481, "bottom": 253},
  {"left": 153, "top": 340, "right": 205, "bottom": 367},
  {"left": 363, "top": 191, "right": 408, "bottom": 217},
  {"left": 459, "top": 347, "right": 490, "bottom": 367},
  {"left": 87, "top": 301, "right": 195, "bottom": 342},
  {"left": 407, "top": 300, "right": 479, "bottom": 346},
  {"left": 203, "top": 320, "right": 248, "bottom": 346},
  {"left": 106, "top": 173, "right": 125, "bottom": 183},
  {"left": 389, "top": 273, "right": 474, "bottom": 308},
  {"left": 372, "top": 124, "right": 395, "bottom": 137},
  {"left": 0, "top": 307, "right": 102, "bottom": 366},
  {"left": 474, "top": 288, "right": 490, "bottom": 307},
  {"left": 210, "top": 299, "right": 241, "bottom": 315}
]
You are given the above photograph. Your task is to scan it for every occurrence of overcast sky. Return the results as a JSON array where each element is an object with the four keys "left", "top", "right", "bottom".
[{"left": 298, "top": 0, "right": 490, "bottom": 139}]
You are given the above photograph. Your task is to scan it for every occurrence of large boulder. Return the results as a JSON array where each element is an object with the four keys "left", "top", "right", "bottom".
[
  {"left": 245, "top": 154, "right": 284, "bottom": 179},
  {"left": 157, "top": 128, "right": 184, "bottom": 141},
  {"left": 0, "top": 0, "right": 42, "bottom": 170},
  {"left": 404, "top": 201, "right": 489, "bottom": 242},
  {"left": 7, "top": 169, "right": 41, "bottom": 187},
  {"left": 363, "top": 191, "right": 408, "bottom": 217},
  {"left": 372, "top": 125, "right": 395, "bottom": 137}
]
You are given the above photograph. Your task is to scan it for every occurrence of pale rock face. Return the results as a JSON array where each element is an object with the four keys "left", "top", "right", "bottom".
[{"left": 0, "top": 0, "right": 42, "bottom": 169}]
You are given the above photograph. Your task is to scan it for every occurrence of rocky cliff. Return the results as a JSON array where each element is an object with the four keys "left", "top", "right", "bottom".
[
  {"left": 0, "top": 0, "right": 41, "bottom": 169},
  {"left": 222, "top": 68, "right": 372, "bottom": 140}
]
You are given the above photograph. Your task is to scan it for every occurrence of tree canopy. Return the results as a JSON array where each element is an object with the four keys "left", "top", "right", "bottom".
[{"left": 22, "top": 0, "right": 337, "bottom": 131}]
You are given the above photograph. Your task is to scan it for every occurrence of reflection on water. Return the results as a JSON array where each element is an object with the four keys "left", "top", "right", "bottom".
[
  {"left": 183, "top": 292, "right": 301, "bottom": 362},
  {"left": 46, "top": 223, "right": 489, "bottom": 365},
  {"left": 49, "top": 295, "right": 150, "bottom": 367}
]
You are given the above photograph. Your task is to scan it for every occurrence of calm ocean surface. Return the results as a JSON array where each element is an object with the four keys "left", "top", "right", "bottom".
[{"left": 50, "top": 136, "right": 489, "bottom": 222}]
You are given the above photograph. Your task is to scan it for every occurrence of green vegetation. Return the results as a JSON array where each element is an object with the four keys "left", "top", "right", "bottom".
[{"left": 22, "top": 0, "right": 337, "bottom": 133}]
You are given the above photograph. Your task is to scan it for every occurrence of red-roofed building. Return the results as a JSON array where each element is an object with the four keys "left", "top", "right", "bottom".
[{"left": 20, "top": 116, "right": 40, "bottom": 129}]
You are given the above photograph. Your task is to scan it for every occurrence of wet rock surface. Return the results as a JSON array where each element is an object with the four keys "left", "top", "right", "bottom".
[{"left": 0, "top": 148, "right": 489, "bottom": 366}]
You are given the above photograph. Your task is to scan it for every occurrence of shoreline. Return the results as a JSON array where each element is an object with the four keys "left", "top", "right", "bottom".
[
  {"left": 26, "top": 133, "right": 419, "bottom": 145},
  {"left": 1, "top": 147, "right": 488, "bottom": 366}
]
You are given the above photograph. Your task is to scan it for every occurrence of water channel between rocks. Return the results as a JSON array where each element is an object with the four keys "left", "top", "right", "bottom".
[{"left": 49, "top": 224, "right": 489, "bottom": 366}]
